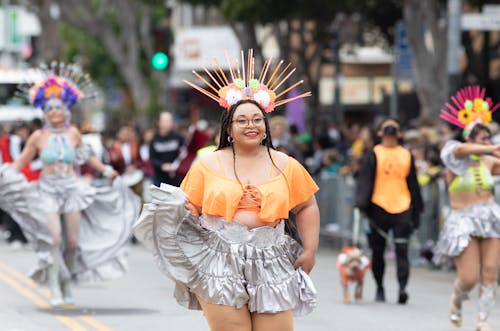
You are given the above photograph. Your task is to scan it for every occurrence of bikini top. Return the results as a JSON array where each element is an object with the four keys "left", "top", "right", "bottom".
[
  {"left": 40, "top": 134, "right": 76, "bottom": 165},
  {"left": 448, "top": 160, "right": 494, "bottom": 192},
  {"left": 180, "top": 151, "right": 319, "bottom": 223}
]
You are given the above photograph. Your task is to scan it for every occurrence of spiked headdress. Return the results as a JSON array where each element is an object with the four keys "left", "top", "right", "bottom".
[
  {"left": 19, "top": 62, "right": 97, "bottom": 111},
  {"left": 183, "top": 49, "right": 311, "bottom": 113},
  {"left": 440, "top": 86, "right": 498, "bottom": 129}
]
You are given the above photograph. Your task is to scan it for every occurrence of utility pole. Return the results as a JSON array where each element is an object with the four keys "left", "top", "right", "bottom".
[
  {"left": 447, "top": 0, "right": 462, "bottom": 96},
  {"left": 330, "top": 22, "right": 343, "bottom": 125}
]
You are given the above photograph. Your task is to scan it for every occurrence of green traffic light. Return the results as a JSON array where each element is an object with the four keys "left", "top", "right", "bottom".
[{"left": 151, "top": 52, "right": 169, "bottom": 70}]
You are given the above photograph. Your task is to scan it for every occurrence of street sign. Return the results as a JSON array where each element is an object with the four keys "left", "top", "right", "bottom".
[
  {"left": 395, "top": 21, "right": 413, "bottom": 80},
  {"left": 462, "top": 13, "right": 500, "bottom": 30}
]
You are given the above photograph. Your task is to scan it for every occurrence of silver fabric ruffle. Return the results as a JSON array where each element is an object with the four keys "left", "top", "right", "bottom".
[
  {"left": 0, "top": 165, "right": 141, "bottom": 284},
  {"left": 440, "top": 140, "right": 472, "bottom": 176},
  {"left": 133, "top": 183, "right": 317, "bottom": 316},
  {"left": 433, "top": 201, "right": 500, "bottom": 265},
  {"left": 36, "top": 173, "right": 96, "bottom": 214}
]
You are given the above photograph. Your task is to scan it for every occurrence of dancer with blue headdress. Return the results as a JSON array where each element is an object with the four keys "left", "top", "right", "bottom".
[{"left": 0, "top": 63, "right": 140, "bottom": 307}]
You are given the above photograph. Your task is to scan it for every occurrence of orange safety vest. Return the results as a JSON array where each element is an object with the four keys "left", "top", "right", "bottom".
[{"left": 371, "top": 145, "right": 411, "bottom": 214}]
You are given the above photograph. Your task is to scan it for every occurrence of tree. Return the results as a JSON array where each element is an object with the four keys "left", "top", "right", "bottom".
[
  {"left": 29, "top": 0, "right": 168, "bottom": 118},
  {"left": 402, "top": 0, "right": 448, "bottom": 118},
  {"left": 180, "top": 0, "right": 399, "bottom": 131}
]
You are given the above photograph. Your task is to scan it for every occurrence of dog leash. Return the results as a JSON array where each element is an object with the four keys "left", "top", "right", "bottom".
[{"left": 367, "top": 218, "right": 409, "bottom": 245}]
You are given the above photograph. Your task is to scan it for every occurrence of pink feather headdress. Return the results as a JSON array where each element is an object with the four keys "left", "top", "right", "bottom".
[{"left": 439, "top": 86, "right": 499, "bottom": 128}]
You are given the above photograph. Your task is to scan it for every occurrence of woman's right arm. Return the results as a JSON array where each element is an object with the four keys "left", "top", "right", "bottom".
[
  {"left": 453, "top": 143, "right": 500, "bottom": 158},
  {"left": 12, "top": 131, "right": 39, "bottom": 171}
]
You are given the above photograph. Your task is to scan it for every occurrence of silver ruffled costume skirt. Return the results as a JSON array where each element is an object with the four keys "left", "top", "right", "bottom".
[
  {"left": 133, "top": 183, "right": 317, "bottom": 316},
  {"left": 36, "top": 173, "right": 96, "bottom": 214},
  {"left": 0, "top": 164, "right": 141, "bottom": 284},
  {"left": 433, "top": 201, "right": 500, "bottom": 265}
]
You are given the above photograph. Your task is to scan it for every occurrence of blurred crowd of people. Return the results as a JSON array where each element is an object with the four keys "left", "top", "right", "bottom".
[{"left": 1, "top": 111, "right": 498, "bottom": 251}]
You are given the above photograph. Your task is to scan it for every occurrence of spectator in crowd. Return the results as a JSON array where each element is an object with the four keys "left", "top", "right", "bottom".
[
  {"left": 320, "top": 148, "right": 342, "bottom": 177},
  {"left": 270, "top": 115, "right": 299, "bottom": 159},
  {"left": 109, "top": 125, "right": 144, "bottom": 198},
  {"left": 355, "top": 117, "right": 424, "bottom": 305},
  {"left": 149, "top": 111, "right": 184, "bottom": 187}
]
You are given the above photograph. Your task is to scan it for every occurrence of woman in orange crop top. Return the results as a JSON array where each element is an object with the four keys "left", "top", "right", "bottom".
[
  {"left": 433, "top": 86, "right": 500, "bottom": 331},
  {"left": 134, "top": 50, "right": 320, "bottom": 331}
]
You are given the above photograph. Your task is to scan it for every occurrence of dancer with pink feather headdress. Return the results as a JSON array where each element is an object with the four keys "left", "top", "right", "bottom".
[{"left": 434, "top": 86, "right": 500, "bottom": 331}]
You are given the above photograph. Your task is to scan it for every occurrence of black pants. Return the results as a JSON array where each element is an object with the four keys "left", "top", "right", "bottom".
[{"left": 366, "top": 204, "right": 412, "bottom": 291}]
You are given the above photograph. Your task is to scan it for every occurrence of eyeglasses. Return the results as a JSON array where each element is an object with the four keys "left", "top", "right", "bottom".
[
  {"left": 46, "top": 105, "right": 64, "bottom": 111},
  {"left": 232, "top": 117, "right": 265, "bottom": 128}
]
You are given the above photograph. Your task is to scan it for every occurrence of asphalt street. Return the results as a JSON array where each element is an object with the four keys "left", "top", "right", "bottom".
[{"left": 0, "top": 239, "right": 498, "bottom": 331}]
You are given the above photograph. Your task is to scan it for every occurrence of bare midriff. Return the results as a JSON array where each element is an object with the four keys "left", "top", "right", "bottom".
[
  {"left": 233, "top": 210, "right": 281, "bottom": 229},
  {"left": 41, "top": 163, "right": 75, "bottom": 175},
  {"left": 449, "top": 190, "right": 494, "bottom": 210}
]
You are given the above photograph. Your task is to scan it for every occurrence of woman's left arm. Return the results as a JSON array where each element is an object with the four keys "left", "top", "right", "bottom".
[{"left": 292, "top": 195, "right": 320, "bottom": 274}]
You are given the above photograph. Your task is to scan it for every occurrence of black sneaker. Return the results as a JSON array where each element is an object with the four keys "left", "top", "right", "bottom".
[
  {"left": 375, "top": 286, "right": 386, "bottom": 302},
  {"left": 398, "top": 290, "right": 409, "bottom": 304}
]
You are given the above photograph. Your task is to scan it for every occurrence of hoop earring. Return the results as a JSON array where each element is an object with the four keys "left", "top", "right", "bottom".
[
  {"left": 227, "top": 136, "right": 233, "bottom": 143},
  {"left": 263, "top": 133, "right": 267, "bottom": 140}
]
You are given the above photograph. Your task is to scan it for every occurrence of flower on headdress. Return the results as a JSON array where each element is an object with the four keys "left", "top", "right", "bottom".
[
  {"left": 218, "top": 84, "right": 242, "bottom": 109},
  {"left": 477, "top": 109, "right": 492, "bottom": 124},
  {"left": 457, "top": 108, "right": 473, "bottom": 125},
  {"left": 253, "top": 86, "right": 276, "bottom": 113},
  {"left": 472, "top": 98, "right": 487, "bottom": 112},
  {"left": 29, "top": 75, "right": 82, "bottom": 111},
  {"left": 440, "top": 86, "right": 499, "bottom": 128}
]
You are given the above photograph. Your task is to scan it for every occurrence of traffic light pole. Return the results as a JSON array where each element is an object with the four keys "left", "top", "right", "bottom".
[{"left": 447, "top": 0, "right": 462, "bottom": 97}]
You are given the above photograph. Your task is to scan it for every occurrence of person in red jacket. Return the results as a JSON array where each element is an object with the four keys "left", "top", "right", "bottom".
[
  {"left": 108, "top": 125, "right": 144, "bottom": 199},
  {"left": 0, "top": 123, "right": 41, "bottom": 247}
]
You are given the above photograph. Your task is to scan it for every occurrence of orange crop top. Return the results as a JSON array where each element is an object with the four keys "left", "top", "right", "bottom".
[{"left": 180, "top": 154, "right": 319, "bottom": 223}]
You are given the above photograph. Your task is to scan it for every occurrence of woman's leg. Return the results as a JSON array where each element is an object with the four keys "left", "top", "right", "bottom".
[
  {"left": 251, "top": 310, "right": 294, "bottom": 331},
  {"left": 196, "top": 295, "right": 252, "bottom": 331},
  {"left": 451, "top": 238, "right": 481, "bottom": 326},
  {"left": 47, "top": 212, "right": 63, "bottom": 306},
  {"left": 476, "top": 238, "right": 500, "bottom": 331},
  {"left": 61, "top": 211, "right": 81, "bottom": 305}
]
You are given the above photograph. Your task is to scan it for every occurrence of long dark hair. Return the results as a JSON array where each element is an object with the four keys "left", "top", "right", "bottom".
[{"left": 217, "top": 99, "right": 274, "bottom": 150}]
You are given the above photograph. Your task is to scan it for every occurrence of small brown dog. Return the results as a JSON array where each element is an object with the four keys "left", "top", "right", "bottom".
[{"left": 337, "top": 246, "right": 371, "bottom": 303}]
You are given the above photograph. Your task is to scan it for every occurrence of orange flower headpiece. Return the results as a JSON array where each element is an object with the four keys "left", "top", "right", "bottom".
[
  {"left": 440, "top": 86, "right": 499, "bottom": 129},
  {"left": 183, "top": 49, "right": 311, "bottom": 113}
]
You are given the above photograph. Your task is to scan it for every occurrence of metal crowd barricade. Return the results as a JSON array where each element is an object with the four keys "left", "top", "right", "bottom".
[
  {"left": 317, "top": 173, "right": 500, "bottom": 267},
  {"left": 316, "top": 174, "right": 359, "bottom": 249}
]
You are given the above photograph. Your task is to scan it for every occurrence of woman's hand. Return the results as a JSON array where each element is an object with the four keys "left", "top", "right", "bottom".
[
  {"left": 109, "top": 169, "right": 119, "bottom": 182},
  {"left": 185, "top": 200, "right": 200, "bottom": 217},
  {"left": 490, "top": 145, "right": 500, "bottom": 158},
  {"left": 103, "top": 165, "right": 118, "bottom": 182},
  {"left": 293, "top": 249, "right": 316, "bottom": 274}
]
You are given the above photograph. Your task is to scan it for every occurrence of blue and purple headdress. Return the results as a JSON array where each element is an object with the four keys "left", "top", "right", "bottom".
[{"left": 22, "top": 62, "right": 97, "bottom": 111}]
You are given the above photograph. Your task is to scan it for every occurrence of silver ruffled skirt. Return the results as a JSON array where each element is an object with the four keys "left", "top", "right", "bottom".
[
  {"left": 433, "top": 201, "right": 500, "bottom": 265},
  {"left": 36, "top": 173, "right": 96, "bottom": 214},
  {"left": 133, "top": 184, "right": 317, "bottom": 316},
  {"left": 0, "top": 165, "right": 141, "bottom": 284}
]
